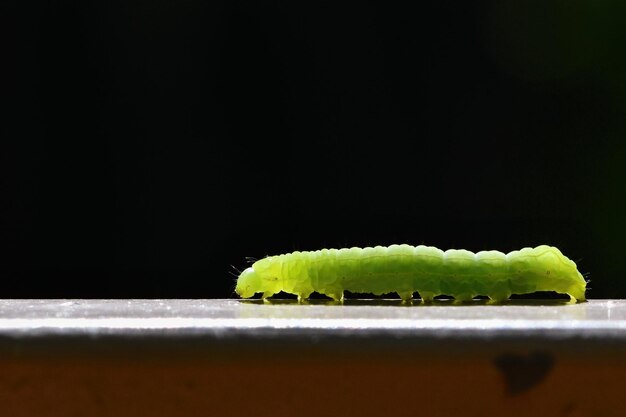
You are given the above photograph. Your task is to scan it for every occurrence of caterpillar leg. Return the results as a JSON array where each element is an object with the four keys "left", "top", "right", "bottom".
[
  {"left": 454, "top": 293, "right": 475, "bottom": 302},
  {"left": 398, "top": 291, "right": 414, "bottom": 303},
  {"left": 297, "top": 292, "right": 311, "bottom": 303},
  {"left": 488, "top": 292, "right": 511, "bottom": 303},
  {"left": 418, "top": 291, "right": 435, "bottom": 302},
  {"left": 326, "top": 291, "right": 344, "bottom": 302},
  {"left": 262, "top": 291, "right": 275, "bottom": 300}
]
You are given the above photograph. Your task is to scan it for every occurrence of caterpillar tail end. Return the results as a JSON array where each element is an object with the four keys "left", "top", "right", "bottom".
[
  {"left": 567, "top": 287, "right": 587, "bottom": 303},
  {"left": 567, "top": 271, "right": 587, "bottom": 302}
]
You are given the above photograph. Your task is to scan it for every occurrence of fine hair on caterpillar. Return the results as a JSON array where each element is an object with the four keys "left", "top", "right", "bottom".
[{"left": 235, "top": 244, "right": 587, "bottom": 302}]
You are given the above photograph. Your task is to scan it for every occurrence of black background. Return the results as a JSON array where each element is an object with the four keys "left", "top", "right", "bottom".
[{"left": 2, "top": 0, "right": 626, "bottom": 298}]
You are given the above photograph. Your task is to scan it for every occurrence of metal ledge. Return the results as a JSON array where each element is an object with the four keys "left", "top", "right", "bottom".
[{"left": 0, "top": 299, "right": 624, "bottom": 356}]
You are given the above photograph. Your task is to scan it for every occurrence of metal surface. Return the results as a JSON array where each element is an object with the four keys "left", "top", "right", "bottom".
[{"left": 0, "top": 299, "right": 624, "bottom": 346}]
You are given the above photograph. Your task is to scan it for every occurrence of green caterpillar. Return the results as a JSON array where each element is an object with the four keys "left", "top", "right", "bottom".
[{"left": 235, "top": 244, "right": 587, "bottom": 302}]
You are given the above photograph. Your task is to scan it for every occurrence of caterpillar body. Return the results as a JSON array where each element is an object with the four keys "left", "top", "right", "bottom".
[{"left": 235, "top": 244, "right": 587, "bottom": 302}]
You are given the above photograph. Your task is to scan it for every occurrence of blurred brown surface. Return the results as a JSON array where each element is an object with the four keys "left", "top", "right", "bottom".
[{"left": 0, "top": 352, "right": 624, "bottom": 417}]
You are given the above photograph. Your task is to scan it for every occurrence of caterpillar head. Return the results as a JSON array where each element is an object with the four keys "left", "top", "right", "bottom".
[
  {"left": 235, "top": 256, "right": 282, "bottom": 298},
  {"left": 235, "top": 267, "right": 262, "bottom": 298}
]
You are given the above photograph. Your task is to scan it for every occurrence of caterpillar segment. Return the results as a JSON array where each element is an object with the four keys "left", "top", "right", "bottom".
[{"left": 235, "top": 244, "right": 587, "bottom": 302}]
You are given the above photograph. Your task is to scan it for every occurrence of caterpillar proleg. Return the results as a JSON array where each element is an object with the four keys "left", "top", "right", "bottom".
[{"left": 235, "top": 245, "right": 587, "bottom": 302}]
